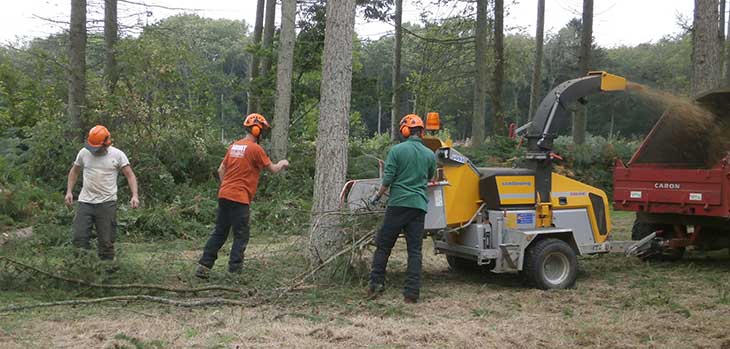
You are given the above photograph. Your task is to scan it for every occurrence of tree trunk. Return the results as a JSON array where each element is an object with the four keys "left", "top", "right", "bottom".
[
  {"left": 492, "top": 0, "right": 505, "bottom": 135},
  {"left": 390, "top": 0, "right": 403, "bottom": 141},
  {"left": 692, "top": 0, "right": 722, "bottom": 95},
  {"left": 725, "top": 0, "right": 730, "bottom": 85},
  {"left": 272, "top": 0, "right": 296, "bottom": 161},
  {"left": 528, "top": 0, "right": 545, "bottom": 122},
  {"left": 69, "top": 0, "right": 87, "bottom": 138},
  {"left": 103, "top": 0, "right": 118, "bottom": 94},
  {"left": 309, "top": 0, "right": 356, "bottom": 265},
  {"left": 573, "top": 0, "right": 593, "bottom": 145},
  {"left": 261, "top": 0, "right": 277, "bottom": 76},
  {"left": 376, "top": 75, "right": 382, "bottom": 134},
  {"left": 471, "top": 0, "right": 488, "bottom": 147},
  {"left": 719, "top": 0, "right": 726, "bottom": 75},
  {"left": 247, "top": 0, "right": 265, "bottom": 114}
]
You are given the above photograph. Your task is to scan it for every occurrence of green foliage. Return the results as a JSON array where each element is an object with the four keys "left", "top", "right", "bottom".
[
  {"left": 554, "top": 135, "right": 640, "bottom": 195},
  {"left": 19, "top": 119, "right": 79, "bottom": 186},
  {"left": 458, "top": 136, "right": 523, "bottom": 167},
  {"left": 0, "top": 6, "right": 691, "bottom": 247}
]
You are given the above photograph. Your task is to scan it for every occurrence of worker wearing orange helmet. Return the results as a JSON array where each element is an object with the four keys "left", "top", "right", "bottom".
[
  {"left": 367, "top": 114, "right": 437, "bottom": 303},
  {"left": 196, "top": 113, "right": 289, "bottom": 279},
  {"left": 65, "top": 125, "right": 139, "bottom": 261}
]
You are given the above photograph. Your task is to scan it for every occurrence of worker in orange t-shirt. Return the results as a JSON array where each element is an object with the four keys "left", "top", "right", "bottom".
[{"left": 196, "top": 113, "right": 289, "bottom": 279}]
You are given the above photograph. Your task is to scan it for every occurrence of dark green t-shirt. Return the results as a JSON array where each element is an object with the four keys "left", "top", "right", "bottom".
[{"left": 382, "top": 137, "right": 437, "bottom": 212}]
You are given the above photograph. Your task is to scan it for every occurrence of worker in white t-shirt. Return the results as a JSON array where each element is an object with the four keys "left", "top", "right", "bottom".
[{"left": 65, "top": 125, "right": 139, "bottom": 261}]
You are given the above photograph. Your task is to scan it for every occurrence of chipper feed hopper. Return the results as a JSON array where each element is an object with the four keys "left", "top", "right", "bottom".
[{"left": 342, "top": 72, "right": 630, "bottom": 289}]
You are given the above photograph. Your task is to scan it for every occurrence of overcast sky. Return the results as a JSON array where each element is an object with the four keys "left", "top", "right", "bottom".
[{"left": 0, "top": 0, "right": 696, "bottom": 48}]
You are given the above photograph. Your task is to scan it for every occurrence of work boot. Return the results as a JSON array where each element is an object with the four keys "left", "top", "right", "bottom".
[
  {"left": 228, "top": 265, "right": 243, "bottom": 274},
  {"left": 195, "top": 264, "right": 211, "bottom": 280},
  {"left": 403, "top": 296, "right": 418, "bottom": 304},
  {"left": 366, "top": 283, "right": 385, "bottom": 300},
  {"left": 102, "top": 260, "right": 119, "bottom": 274}
]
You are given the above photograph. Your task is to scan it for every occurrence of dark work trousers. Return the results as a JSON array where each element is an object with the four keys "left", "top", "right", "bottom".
[
  {"left": 369, "top": 206, "right": 426, "bottom": 299},
  {"left": 198, "top": 198, "right": 251, "bottom": 271},
  {"left": 72, "top": 201, "right": 118, "bottom": 260}
]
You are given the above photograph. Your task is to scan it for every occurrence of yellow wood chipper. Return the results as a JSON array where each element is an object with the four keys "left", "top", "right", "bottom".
[{"left": 342, "top": 72, "right": 633, "bottom": 289}]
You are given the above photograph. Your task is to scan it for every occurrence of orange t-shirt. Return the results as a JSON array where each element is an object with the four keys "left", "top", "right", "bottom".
[{"left": 217, "top": 140, "right": 272, "bottom": 204}]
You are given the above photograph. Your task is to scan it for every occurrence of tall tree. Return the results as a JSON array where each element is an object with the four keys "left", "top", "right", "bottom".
[
  {"left": 69, "top": 0, "right": 87, "bottom": 136},
  {"left": 261, "top": 0, "right": 277, "bottom": 75},
  {"left": 104, "top": 0, "right": 118, "bottom": 94},
  {"left": 471, "top": 0, "right": 488, "bottom": 146},
  {"left": 272, "top": 0, "right": 296, "bottom": 160},
  {"left": 309, "top": 0, "right": 357, "bottom": 264},
  {"left": 572, "top": 0, "right": 593, "bottom": 145},
  {"left": 390, "top": 0, "right": 403, "bottom": 141},
  {"left": 492, "top": 0, "right": 505, "bottom": 134},
  {"left": 719, "top": 0, "right": 726, "bottom": 73},
  {"left": 725, "top": 0, "right": 730, "bottom": 85},
  {"left": 247, "top": 0, "right": 265, "bottom": 114},
  {"left": 692, "top": 0, "right": 722, "bottom": 94},
  {"left": 528, "top": 0, "right": 546, "bottom": 121}
]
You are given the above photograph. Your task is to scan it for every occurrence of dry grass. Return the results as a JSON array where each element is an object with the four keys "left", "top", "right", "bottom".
[{"left": 2, "top": 211, "right": 730, "bottom": 348}]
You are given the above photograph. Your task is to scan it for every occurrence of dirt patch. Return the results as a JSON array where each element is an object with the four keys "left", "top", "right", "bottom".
[{"left": 0, "top": 227, "right": 33, "bottom": 246}]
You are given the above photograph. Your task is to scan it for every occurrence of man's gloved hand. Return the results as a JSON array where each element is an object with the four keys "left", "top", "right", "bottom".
[{"left": 369, "top": 193, "right": 382, "bottom": 207}]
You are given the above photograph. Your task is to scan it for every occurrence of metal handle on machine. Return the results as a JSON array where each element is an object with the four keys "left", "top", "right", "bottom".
[{"left": 443, "top": 202, "right": 487, "bottom": 234}]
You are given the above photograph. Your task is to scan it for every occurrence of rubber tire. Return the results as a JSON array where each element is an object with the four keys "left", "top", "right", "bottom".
[
  {"left": 522, "top": 238, "right": 578, "bottom": 290},
  {"left": 446, "top": 255, "right": 479, "bottom": 273},
  {"left": 631, "top": 221, "right": 654, "bottom": 241},
  {"left": 631, "top": 221, "right": 685, "bottom": 261}
]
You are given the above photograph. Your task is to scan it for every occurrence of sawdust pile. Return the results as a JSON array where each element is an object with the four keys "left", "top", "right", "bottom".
[{"left": 627, "top": 82, "right": 730, "bottom": 168}]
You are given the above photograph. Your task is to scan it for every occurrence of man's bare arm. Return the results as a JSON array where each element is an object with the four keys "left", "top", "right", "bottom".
[
  {"left": 266, "top": 159, "right": 290, "bottom": 174},
  {"left": 121, "top": 165, "right": 139, "bottom": 208},
  {"left": 65, "top": 165, "right": 81, "bottom": 207},
  {"left": 217, "top": 162, "right": 226, "bottom": 182}
]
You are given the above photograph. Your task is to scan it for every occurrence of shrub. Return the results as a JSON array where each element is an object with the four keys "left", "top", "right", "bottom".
[{"left": 554, "top": 135, "right": 640, "bottom": 195}]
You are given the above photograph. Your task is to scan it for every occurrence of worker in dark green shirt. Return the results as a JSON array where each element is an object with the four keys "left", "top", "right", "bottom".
[{"left": 368, "top": 114, "right": 437, "bottom": 304}]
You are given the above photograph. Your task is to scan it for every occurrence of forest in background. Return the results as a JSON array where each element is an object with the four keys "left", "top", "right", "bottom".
[
  {"left": 0, "top": 0, "right": 702, "bottom": 241},
  {"left": 4, "top": 2, "right": 730, "bottom": 347}
]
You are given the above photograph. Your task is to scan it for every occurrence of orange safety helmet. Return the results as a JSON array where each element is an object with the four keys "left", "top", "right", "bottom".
[
  {"left": 243, "top": 113, "right": 270, "bottom": 137},
  {"left": 399, "top": 114, "right": 424, "bottom": 138},
  {"left": 85, "top": 125, "right": 112, "bottom": 152}
]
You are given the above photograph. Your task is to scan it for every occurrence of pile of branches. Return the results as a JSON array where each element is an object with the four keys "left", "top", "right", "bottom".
[{"left": 0, "top": 209, "right": 384, "bottom": 313}]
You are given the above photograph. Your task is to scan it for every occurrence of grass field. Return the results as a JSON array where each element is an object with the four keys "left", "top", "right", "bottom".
[{"left": 2, "top": 210, "right": 730, "bottom": 348}]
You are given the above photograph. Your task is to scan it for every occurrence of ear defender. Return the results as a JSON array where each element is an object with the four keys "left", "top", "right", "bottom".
[
  {"left": 400, "top": 125, "right": 411, "bottom": 138},
  {"left": 251, "top": 125, "right": 261, "bottom": 137}
]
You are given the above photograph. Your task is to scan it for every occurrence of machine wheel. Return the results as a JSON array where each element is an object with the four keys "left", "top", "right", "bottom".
[
  {"left": 522, "top": 238, "right": 577, "bottom": 290},
  {"left": 446, "top": 255, "right": 480, "bottom": 273}
]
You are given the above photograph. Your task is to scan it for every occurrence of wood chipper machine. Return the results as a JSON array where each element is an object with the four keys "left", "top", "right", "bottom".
[
  {"left": 614, "top": 89, "right": 730, "bottom": 260},
  {"left": 342, "top": 71, "right": 632, "bottom": 289}
]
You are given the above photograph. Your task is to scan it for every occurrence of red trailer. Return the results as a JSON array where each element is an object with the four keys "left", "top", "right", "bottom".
[{"left": 613, "top": 90, "right": 730, "bottom": 259}]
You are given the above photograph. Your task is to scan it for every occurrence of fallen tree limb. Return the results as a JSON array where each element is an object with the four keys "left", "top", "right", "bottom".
[
  {"left": 0, "top": 295, "right": 250, "bottom": 313},
  {"left": 275, "top": 231, "right": 375, "bottom": 301},
  {"left": 0, "top": 256, "right": 249, "bottom": 295}
]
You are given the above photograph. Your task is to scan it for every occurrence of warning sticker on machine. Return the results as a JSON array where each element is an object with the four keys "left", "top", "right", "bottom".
[
  {"left": 516, "top": 212, "right": 534, "bottom": 225},
  {"left": 630, "top": 191, "right": 642, "bottom": 199},
  {"left": 689, "top": 193, "right": 703, "bottom": 201},
  {"left": 434, "top": 189, "right": 444, "bottom": 207}
]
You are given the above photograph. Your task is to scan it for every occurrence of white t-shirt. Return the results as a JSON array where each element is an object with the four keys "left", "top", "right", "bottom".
[{"left": 74, "top": 146, "right": 130, "bottom": 204}]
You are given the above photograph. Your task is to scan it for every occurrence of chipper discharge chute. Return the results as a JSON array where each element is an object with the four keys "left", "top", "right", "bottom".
[
  {"left": 343, "top": 72, "right": 630, "bottom": 289},
  {"left": 614, "top": 89, "right": 730, "bottom": 260}
]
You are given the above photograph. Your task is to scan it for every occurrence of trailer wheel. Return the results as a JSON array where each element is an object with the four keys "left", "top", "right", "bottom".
[
  {"left": 631, "top": 222, "right": 654, "bottom": 240},
  {"left": 632, "top": 221, "right": 685, "bottom": 261},
  {"left": 522, "top": 238, "right": 577, "bottom": 290}
]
